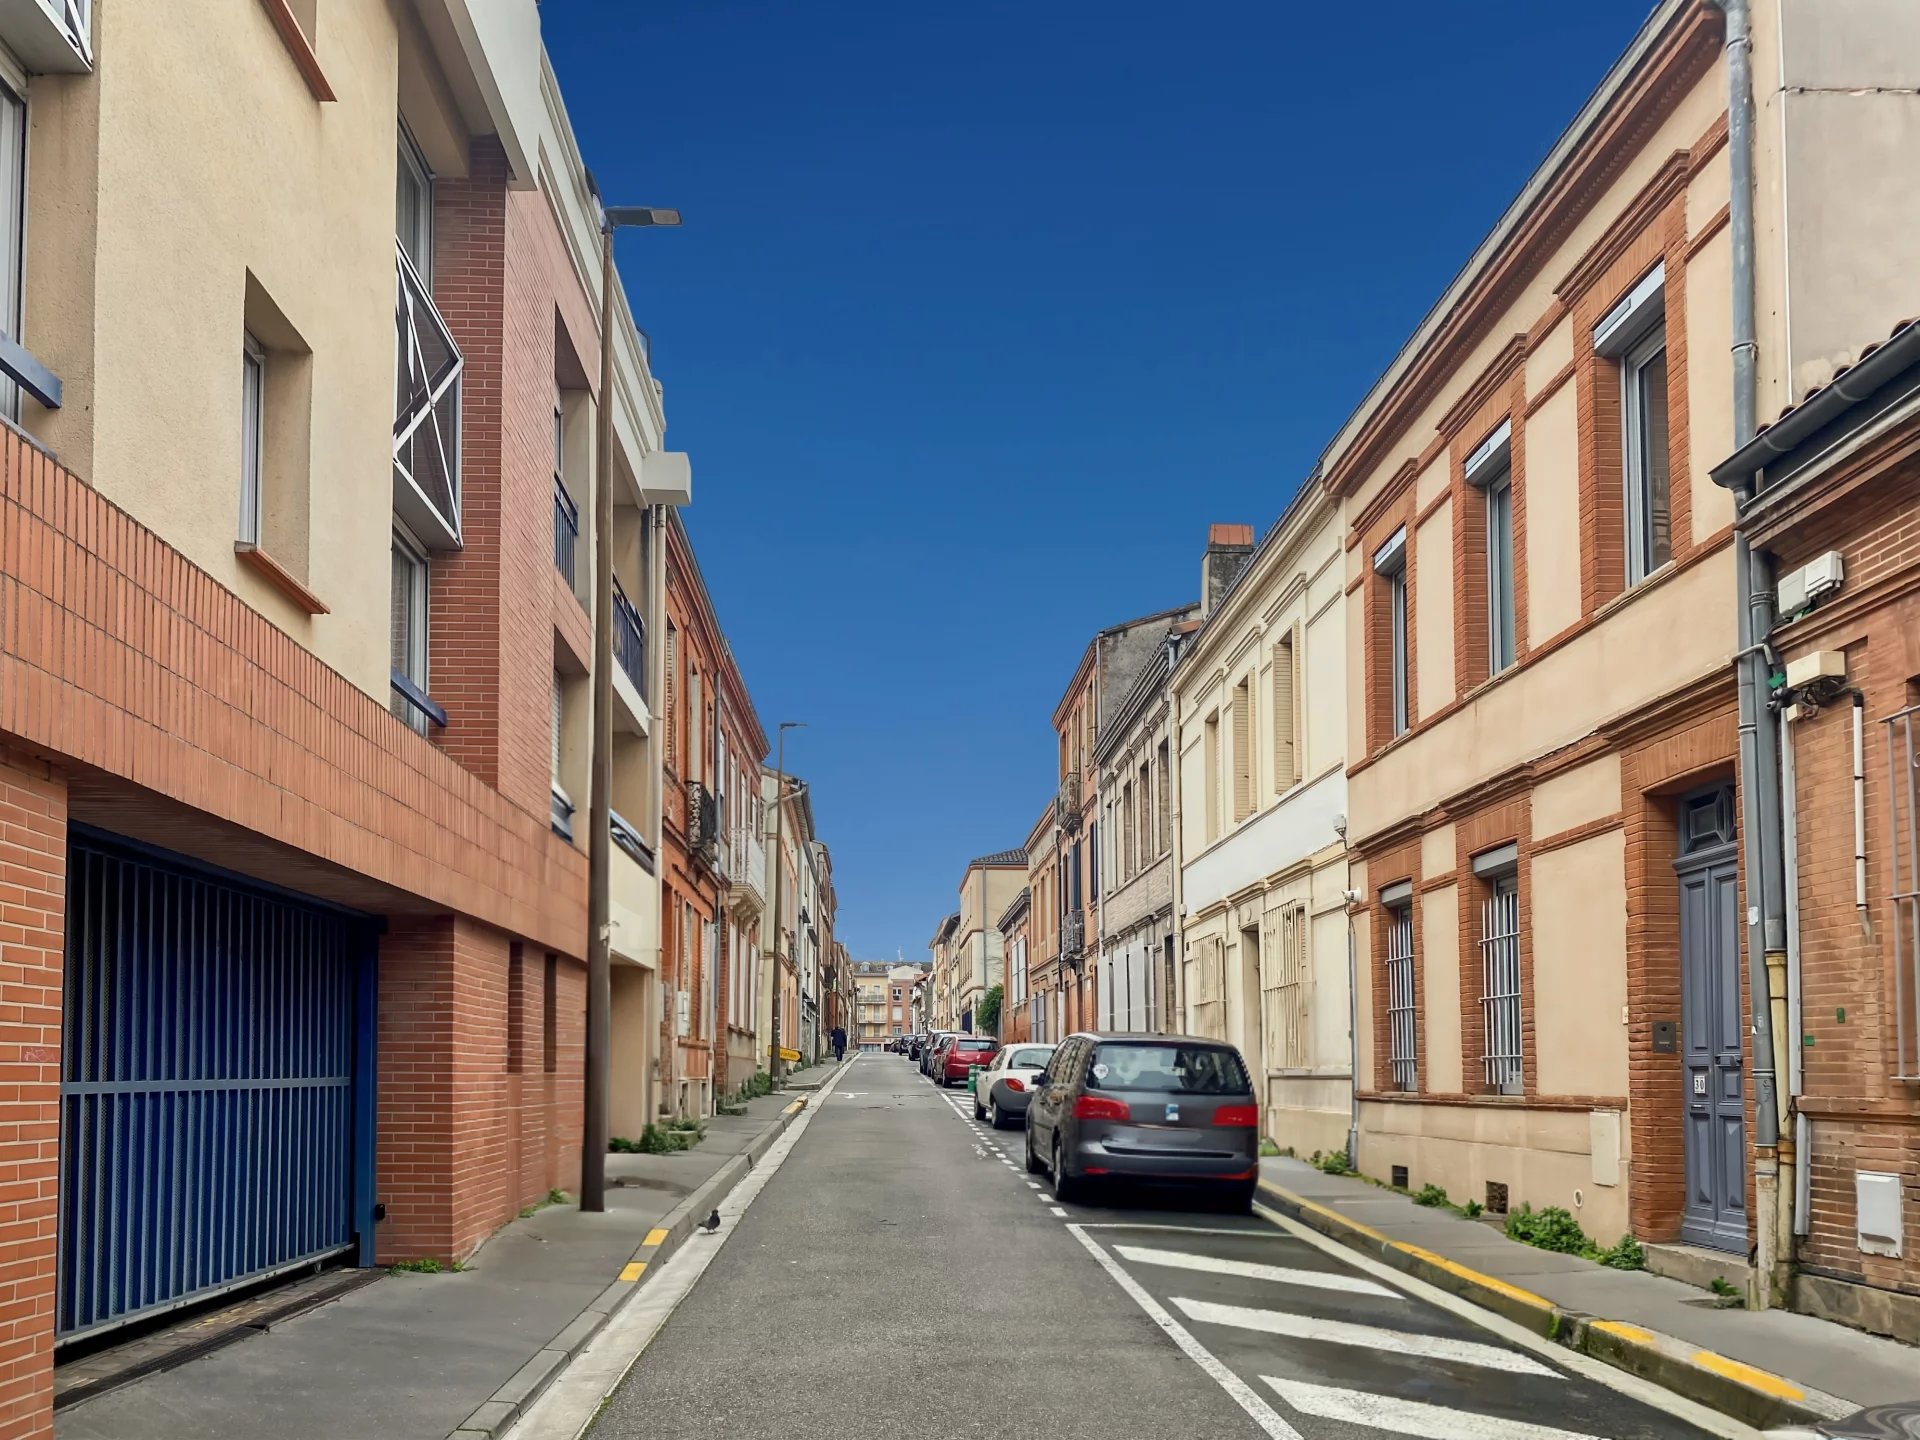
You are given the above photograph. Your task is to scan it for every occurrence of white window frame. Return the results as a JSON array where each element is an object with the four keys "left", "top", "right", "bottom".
[
  {"left": 396, "top": 127, "right": 433, "bottom": 282},
  {"left": 1382, "top": 883, "right": 1416, "bottom": 1092},
  {"left": 1478, "top": 865, "right": 1523, "bottom": 1095},
  {"left": 240, "top": 332, "right": 265, "bottom": 544},
  {"left": 0, "top": 75, "right": 26, "bottom": 425},
  {"left": 1623, "top": 326, "right": 1672, "bottom": 585},
  {"left": 1373, "top": 528, "right": 1408, "bottom": 736},
  {"left": 390, "top": 529, "right": 430, "bottom": 733}
]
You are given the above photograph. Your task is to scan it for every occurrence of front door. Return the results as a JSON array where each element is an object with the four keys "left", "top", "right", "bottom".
[{"left": 1676, "top": 787, "right": 1745, "bottom": 1252}]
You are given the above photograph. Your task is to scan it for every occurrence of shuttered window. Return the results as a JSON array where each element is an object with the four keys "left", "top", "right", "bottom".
[
  {"left": 1231, "top": 683, "right": 1252, "bottom": 823},
  {"left": 1272, "top": 629, "right": 1299, "bottom": 791}
]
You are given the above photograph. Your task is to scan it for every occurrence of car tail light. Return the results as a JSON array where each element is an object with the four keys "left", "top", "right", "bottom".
[
  {"left": 1212, "top": 1104, "right": 1259, "bottom": 1127},
  {"left": 1005, "top": 1078, "right": 1024, "bottom": 1092},
  {"left": 1073, "top": 1095, "right": 1130, "bottom": 1122}
]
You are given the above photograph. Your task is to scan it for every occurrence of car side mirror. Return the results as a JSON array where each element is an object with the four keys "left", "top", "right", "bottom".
[{"left": 1031, "top": 1072, "right": 1048, "bottom": 1089}]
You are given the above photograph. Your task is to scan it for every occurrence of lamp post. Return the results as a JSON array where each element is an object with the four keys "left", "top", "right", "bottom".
[
  {"left": 583, "top": 197, "right": 680, "bottom": 1216},
  {"left": 766, "top": 722, "right": 806, "bottom": 1085}
]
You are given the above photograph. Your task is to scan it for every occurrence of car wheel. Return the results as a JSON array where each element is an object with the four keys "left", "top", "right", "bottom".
[
  {"left": 1221, "top": 1180, "right": 1258, "bottom": 1215},
  {"left": 973, "top": 1099, "right": 986, "bottom": 1121},
  {"left": 1024, "top": 1127, "right": 1045, "bottom": 1175},
  {"left": 987, "top": 1099, "right": 1003, "bottom": 1129},
  {"left": 1051, "top": 1137, "right": 1082, "bottom": 1204}
]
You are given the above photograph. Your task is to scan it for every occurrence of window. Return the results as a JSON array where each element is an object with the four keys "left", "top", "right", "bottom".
[
  {"left": 389, "top": 531, "right": 429, "bottom": 732},
  {"left": 1382, "top": 885, "right": 1416, "bottom": 1092},
  {"left": 1272, "top": 629, "right": 1299, "bottom": 790},
  {"left": 1156, "top": 740, "right": 1171, "bottom": 852},
  {"left": 396, "top": 129, "right": 433, "bottom": 281},
  {"left": 1262, "top": 904, "right": 1310, "bottom": 1071},
  {"left": 1594, "top": 263, "right": 1670, "bottom": 585},
  {"left": 664, "top": 622, "right": 678, "bottom": 771},
  {"left": 1121, "top": 783, "right": 1135, "bottom": 882},
  {"left": 1624, "top": 329, "right": 1671, "bottom": 582},
  {"left": 1231, "top": 680, "right": 1253, "bottom": 822},
  {"left": 542, "top": 953, "right": 558, "bottom": 1073},
  {"left": 1373, "top": 528, "right": 1408, "bottom": 737},
  {"left": 551, "top": 671, "right": 574, "bottom": 839},
  {"left": 1203, "top": 712, "right": 1221, "bottom": 840},
  {"left": 1465, "top": 420, "right": 1515, "bottom": 674},
  {"left": 240, "top": 333, "right": 265, "bottom": 544},
  {"left": 0, "top": 79, "right": 25, "bottom": 424},
  {"left": 1476, "top": 855, "right": 1522, "bottom": 1095},
  {"left": 393, "top": 126, "right": 462, "bottom": 548}
]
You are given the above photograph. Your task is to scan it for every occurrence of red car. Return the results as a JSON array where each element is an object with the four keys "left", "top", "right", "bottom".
[{"left": 939, "top": 1036, "right": 999, "bottom": 1087}]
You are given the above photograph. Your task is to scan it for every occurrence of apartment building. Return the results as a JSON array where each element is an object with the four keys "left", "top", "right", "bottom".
[
  {"left": 0, "top": 1, "right": 687, "bottom": 1429},
  {"left": 658, "top": 512, "right": 766, "bottom": 1116},
  {"left": 948, "top": 850, "right": 1025, "bottom": 1033},
  {"left": 854, "top": 960, "right": 925, "bottom": 1047},
  {"left": 1174, "top": 497, "right": 1351, "bottom": 1157},
  {"left": 758, "top": 768, "right": 835, "bottom": 1072},
  {"left": 1095, "top": 620, "right": 1188, "bottom": 1036},
  {"left": 1021, "top": 801, "right": 1061, "bottom": 1042},
  {"left": 1051, "top": 602, "right": 1201, "bottom": 1035},
  {"left": 928, "top": 912, "right": 960, "bottom": 1029},
  {"left": 998, "top": 889, "right": 1032, "bottom": 1043},
  {"left": 1336, "top": 0, "right": 1920, "bottom": 1272}
]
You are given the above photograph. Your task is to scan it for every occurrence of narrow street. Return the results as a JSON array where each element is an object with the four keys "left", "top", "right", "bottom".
[{"left": 562, "top": 1053, "right": 1745, "bottom": 1440}]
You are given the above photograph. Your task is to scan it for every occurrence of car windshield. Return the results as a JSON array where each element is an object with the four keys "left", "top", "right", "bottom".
[
  {"left": 1088, "top": 1043, "right": 1249, "bottom": 1095},
  {"left": 1007, "top": 1046, "right": 1054, "bottom": 1068},
  {"left": 954, "top": 1040, "right": 995, "bottom": 1052}
]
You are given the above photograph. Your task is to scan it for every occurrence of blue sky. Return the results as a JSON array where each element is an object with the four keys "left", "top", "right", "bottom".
[{"left": 544, "top": 0, "right": 1655, "bottom": 962}]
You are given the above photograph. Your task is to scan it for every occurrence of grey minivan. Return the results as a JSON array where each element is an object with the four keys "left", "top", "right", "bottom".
[{"left": 1024, "top": 1032, "right": 1259, "bottom": 1210}]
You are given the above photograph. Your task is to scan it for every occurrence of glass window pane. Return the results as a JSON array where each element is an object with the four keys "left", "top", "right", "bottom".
[
  {"left": 1639, "top": 348, "right": 1671, "bottom": 572},
  {"left": 1488, "top": 476, "right": 1514, "bottom": 671},
  {"left": 1390, "top": 573, "right": 1408, "bottom": 734}
]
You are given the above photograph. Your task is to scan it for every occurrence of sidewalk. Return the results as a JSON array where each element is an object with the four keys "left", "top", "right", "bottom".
[
  {"left": 1257, "top": 1157, "right": 1918, "bottom": 1431},
  {"left": 57, "top": 1069, "right": 843, "bottom": 1440}
]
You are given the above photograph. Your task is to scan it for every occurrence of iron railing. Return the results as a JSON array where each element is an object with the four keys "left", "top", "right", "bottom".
[
  {"left": 1886, "top": 703, "right": 1920, "bottom": 1081},
  {"left": 394, "top": 243, "right": 462, "bottom": 542},
  {"left": 611, "top": 809, "right": 655, "bottom": 874},
  {"left": 1479, "top": 880, "right": 1523, "bottom": 1093},
  {"left": 553, "top": 478, "right": 580, "bottom": 591},
  {"left": 551, "top": 786, "right": 575, "bottom": 841},
  {"left": 614, "top": 578, "right": 646, "bottom": 698},
  {"left": 1385, "top": 902, "right": 1417, "bottom": 1091}
]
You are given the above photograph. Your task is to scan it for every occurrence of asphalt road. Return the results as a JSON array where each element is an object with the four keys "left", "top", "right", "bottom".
[{"left": 588, "top": 1051, "right": 1733, "bottom": 1440}]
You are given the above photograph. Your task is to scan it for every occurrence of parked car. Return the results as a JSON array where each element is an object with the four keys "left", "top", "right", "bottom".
[
  {"left": 905, "top": 1032, "right": 926, "bottom": 1059},
  {"left": 1024, "top": 1033, "right": 1259, "bottom": 1210},
  {"left": 1764, "top": 1407, "right": 1920, "bottom": 1438},
  {"left": 973, "top": 1042, "right": 1055, "bottom": 1127},
  {"left": 919, "top": 1030, "right": 956, "bottom": 1077},
  {"left": 924, "top": 1033, "right": 957, "bottom": 1079},
  {"left": 938, "top": 1036, "right": 998, "bottom": 1087}
]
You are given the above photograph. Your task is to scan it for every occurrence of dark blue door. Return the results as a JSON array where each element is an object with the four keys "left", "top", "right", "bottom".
[
  {"left": 57, "top": 831, "right": 372, "bottom": 1341},
  {"left": 1676, "top": 788, "right": 1745, "bottom": 1253}
]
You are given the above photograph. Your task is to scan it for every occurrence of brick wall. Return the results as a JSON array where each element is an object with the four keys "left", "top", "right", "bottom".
[{"left": 0, "top": 747, "right": 61, "bottom": 1439}]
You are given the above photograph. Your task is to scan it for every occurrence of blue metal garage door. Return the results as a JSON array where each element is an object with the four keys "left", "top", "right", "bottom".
[{"left": 57, "top": 830, "right": 375, "bottom": 1341}]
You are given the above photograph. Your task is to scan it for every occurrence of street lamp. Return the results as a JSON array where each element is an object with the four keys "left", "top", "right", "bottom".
[
  {"left": 583, "top": 190, "right": 681, "bottom": 1215},
  {"left": 766, "top": 722, "right": 805, "bottom": 1085}
]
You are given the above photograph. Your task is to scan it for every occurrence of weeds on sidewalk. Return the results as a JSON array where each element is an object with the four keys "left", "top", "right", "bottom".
[
  {"left": 1307, "top": 1149, "right": 1353, "bottom": 1176},
  {"left": 612, "top": 1120, "right": 707, "bottom": 1154},
  {"left": 390, "top": 1257, "right": 465, "bottom": 1275},
  {"left": 1504, "top": 1203, "right": 1644, "bottom": 1270},
  {"left": 1259, "top": 1138, "right": 1284, "bottom": 1158}
]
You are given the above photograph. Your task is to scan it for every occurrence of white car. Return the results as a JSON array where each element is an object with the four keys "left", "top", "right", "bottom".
[{"left": 972, "top": 1042, "right": 1057, "bottom": 1128}]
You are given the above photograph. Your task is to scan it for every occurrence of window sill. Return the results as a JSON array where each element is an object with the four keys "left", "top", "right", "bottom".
[
  {"left": 256, "top": 0, "right": 335, "bottom": 101},
  {"left": 235, "top": 542, "right": 329, "bottom": 615}
]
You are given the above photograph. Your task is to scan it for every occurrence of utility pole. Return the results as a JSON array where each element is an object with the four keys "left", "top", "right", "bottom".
[{"left": 581, "top": 194, "right": 679, "bottom": 1214}]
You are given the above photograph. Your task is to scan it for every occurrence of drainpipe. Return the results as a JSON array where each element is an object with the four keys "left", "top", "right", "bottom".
[{"left": 1712, "top": 0, "right": 1788, "bottom": 1307}]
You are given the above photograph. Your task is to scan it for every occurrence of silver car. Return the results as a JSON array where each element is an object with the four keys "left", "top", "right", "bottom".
[
  {"left": 1024, "top": 1032, "right": 1260, "bottom": 1210},
  {"left": 973, "top": 1042, "right": 1055, "bottom": 1127}
]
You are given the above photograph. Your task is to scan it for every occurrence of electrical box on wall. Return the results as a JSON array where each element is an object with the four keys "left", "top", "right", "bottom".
[
  {"left": 1784, "top": 650, "right": 1847, "bottom": 691},
  {"left": 1857, "top": 1171, "right": 1904, "bottom": 1258},
  {"left": 1777, "top": 550, "right": 1845, "bottom": 615}
]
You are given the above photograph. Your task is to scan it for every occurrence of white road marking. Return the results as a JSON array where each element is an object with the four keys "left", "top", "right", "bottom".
[
  {"left": 1170, "top": 1296, "right": 1557, "bottom": 1376},
  {"left": 1113, "top": 1243, "right": 1401, "bottom": 1299},
  {"left": 1264, "top": 1379, "right": 1604, "bottom": 1440},
  {"left": 1065, "top": 1225, "right": 1303, "bottom": 1439},
  {"left": 1039, "top": 1193, "right": 1055, "bottom": 1202},
  {"left": 1249, "top": 1206, "right": 1762, "bottom": 1440},
  {"left": 1050, "top": 1206, "right": 1068, "bottom": 1217},
  {"left": 1025, "top": 1182, "right": 1041, "bottom": 1190},
  {"left": 502, "top": 1065, "right": 852, "bottom": 1440},
  {"left": 1077, "top": 1223, "right": 1292, "bottom": 1237}
]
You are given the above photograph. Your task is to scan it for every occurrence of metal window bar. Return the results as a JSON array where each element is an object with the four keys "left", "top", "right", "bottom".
[
  {"left": 393, "top": 244, "right": 462, "bottom": 541},
  {"left": 1386, "top": 903, "right": 1417, "bottom": 1091},
  {"left": 1886, "top": 704, "right": 1920, "bottom": 1081},
  {"left": 553, "top": 477, "right": 580, "bottom": 590},
  {"left": 613, "top": 578, "right": 646, "bottom": 699},
  {"left": 1479, "top": 880, "right": 1523, "bottom": 1093}
]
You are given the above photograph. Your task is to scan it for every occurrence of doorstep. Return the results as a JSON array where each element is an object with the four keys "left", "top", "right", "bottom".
[
  {"left": 1255, "top": 1158, "right": 1919, "bottom": 1433},
  {"left": 55, "top": 1084, "right": 825, "bottom": 1440}
]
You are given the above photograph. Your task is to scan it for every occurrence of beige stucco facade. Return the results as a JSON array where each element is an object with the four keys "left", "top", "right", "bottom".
[{"left": 1172, "top": 485, "right": 1352, "bottom": 1159}]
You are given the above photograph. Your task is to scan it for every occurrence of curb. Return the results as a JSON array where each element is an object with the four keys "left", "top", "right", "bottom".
[
  {"left": 1255, "top": 1176, "right": 1854, "bottom": 1433},
  {"left": 447, "top": 1087, "right": 828, "bottom": 1439}
]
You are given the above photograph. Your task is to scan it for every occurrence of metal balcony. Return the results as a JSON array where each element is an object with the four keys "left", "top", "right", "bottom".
[
  {"left": 553, "top": 478, "right": 579, "bottom": 592},
  {"left": 614, "top": 578, "right": 646, "bottom": 698},
  {"left": 1059, "top": 769, "right": 1083, "bottom": 831}
]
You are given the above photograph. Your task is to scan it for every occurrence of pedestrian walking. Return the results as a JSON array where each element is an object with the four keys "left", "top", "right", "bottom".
[{"left": 830, "top": 1025, "right": 846, "bottom": 1062}]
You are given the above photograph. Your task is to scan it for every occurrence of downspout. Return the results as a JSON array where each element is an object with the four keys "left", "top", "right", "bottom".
[
  {"left": 1782, "top": 707, "right": 1807, "bottom": 1237},
  {"left": 1336, "top": 814, "right": 1360, "bottom": 1172},
  {"left": 1713, "top": 0, "right": 1789, "bottom": 1306}
]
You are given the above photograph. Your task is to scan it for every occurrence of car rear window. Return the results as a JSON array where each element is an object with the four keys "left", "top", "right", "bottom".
[
  {"left": 1087, "top": 1043, "right": 1249, "bottom": 1095},
  {"left": 1007, "top": 1046, "right": 1054, "bottom": 1068},
  {"left": 954, "top": 1039, "right": 996, "bottom": 1053}
]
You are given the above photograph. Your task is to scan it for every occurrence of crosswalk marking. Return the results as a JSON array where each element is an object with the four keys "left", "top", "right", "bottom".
[
  {"left": 1113, "top": 1243, "right": 1401, "bottom": 1299},
  {"left": 1264, "top": 1379, "right": 1599, "bottom": 1439},
  {"left": 1170, "top": 1297, "right": 1558, "bottom": 1376}
]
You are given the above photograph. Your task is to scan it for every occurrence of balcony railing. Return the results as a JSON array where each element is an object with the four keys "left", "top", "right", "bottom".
[
  {"left": 393, "top": 243, "right": 463, "bottom": 547},
  {"left": 611, "top": 809, "right": 656, "bottom": 875},
  {"left": 551, "top": 786, "right": 574, "bottom": 841},
  {"left": 614, "top": 578, "right": 646, "bottom": 699},
  {"left": 554, "top": 478, "right": 580, "bottom": 592}
]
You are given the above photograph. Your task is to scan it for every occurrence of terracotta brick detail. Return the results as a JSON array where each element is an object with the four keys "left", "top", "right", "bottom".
[{"left": 0, "top": 747, "right": 61, "bottom": 1440}]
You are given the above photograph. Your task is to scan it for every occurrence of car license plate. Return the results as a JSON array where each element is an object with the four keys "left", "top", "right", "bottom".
[{"left": 1165, "top": 1103, "right": 1180, "bottom": 1122}]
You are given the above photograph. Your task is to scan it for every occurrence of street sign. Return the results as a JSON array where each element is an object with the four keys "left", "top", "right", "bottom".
[{"left": 777, "top": 1046, "right": 801, "bottom": 1062}]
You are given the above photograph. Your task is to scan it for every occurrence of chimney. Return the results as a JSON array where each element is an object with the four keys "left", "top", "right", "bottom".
[{"left": 1200, "top": 523, "right": 1255, "bottom": 618}]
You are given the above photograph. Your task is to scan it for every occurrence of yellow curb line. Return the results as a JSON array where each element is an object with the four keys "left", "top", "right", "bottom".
[
  {"left": 782, "top": 1099, "right": 806, "bottom": 1116},
  {"left": 642, "top": 1228, "right": 669, "bottom": 1248},
  {"left": 617, "top": 1261, "right": 647, "bottom": 1282},
  {"left": 1258, "top": 1181, "right": 1389, "bottom": 1243},
  {"left": 1689, "top": 1350, "right": 1805, "bottom": 1401},
  {"left": 1391, "top": 1243, "right": 1554, "bottom": 1314}
]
